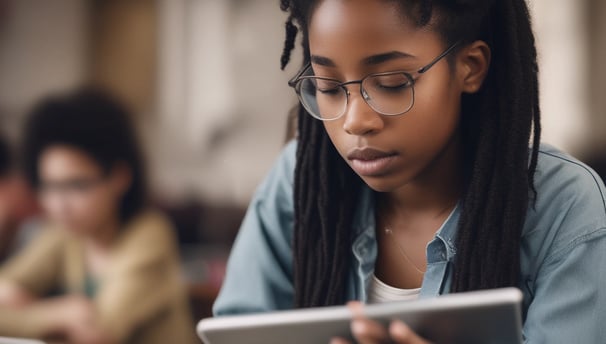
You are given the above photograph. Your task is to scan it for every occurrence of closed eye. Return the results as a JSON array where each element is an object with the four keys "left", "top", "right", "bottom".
[
  {"left": 367, "top": 73, "right": 413, "bottom": 93},
  {"left": 315, "top": 79, "right": 342, "bottom": 96},
  {"left": 378, "top": 81, "right": 412, "bottom": 92},
  {"left": 317, "top": 87, "right": 341, "bottom": 95}
]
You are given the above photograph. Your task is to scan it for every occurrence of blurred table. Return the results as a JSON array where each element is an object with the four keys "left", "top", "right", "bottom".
[{"left": 180, "top": 244, "right": 229, "bottom": 320}]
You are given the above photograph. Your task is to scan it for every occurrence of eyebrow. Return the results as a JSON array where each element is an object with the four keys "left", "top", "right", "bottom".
[
  {"left": 310, "top": 55, "right": 336, "bottom": 67},
  {"left": 310, "top": 51, "right": 415, "bottom": 68},
  {"left": 362, "top": 51, "right": 415, "bottom": 65}
]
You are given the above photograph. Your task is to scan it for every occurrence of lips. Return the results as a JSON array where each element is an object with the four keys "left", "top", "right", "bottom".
[
  {"left": 347, "top": 148, "right": 398, "bottom": 176},
  {"left": 347, "top": 148, "right": 395, "bottom": 161}
]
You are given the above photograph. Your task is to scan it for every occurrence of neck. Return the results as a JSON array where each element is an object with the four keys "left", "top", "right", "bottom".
[
  {"left": 85, "top": 216, "right": 121, "bottom": 250},
  {"left": 379, "top": 134, "right": 464, "bottom": 217}
]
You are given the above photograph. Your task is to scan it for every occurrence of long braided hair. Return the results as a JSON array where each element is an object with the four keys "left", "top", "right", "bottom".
[{"left": 279, "top": 0, "right": 541, "bottom": 307}]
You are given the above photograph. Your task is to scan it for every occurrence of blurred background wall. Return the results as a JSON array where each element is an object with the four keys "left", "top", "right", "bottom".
[
  {"left": 153, "top": 0, "right": 302, "bottom": 205},
  {"left": 0, "top": 0, "right": 88, "bottom": 140},
  {"left": 587, "top": 0, "right": 606, "bottom": 151},
  {"left": 1, "top": 0, "right": 604, "bottom": 207},
  {"left": 0, "top": 0, "right": 304, "bottom": 208}
]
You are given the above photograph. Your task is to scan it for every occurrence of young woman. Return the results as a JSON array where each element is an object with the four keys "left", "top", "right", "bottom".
[
  {"left": 0, "top": 90, "right": 197, "bottom": 344},
  {"left": 214, "top": 0, "right": 606, "bottom": 342}
]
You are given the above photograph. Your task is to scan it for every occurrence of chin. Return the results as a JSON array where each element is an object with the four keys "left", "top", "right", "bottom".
[
  {"left": 60, "top": 221, "right": 86, "bottom": 233},
  {"left": 359, "top": 175, "right": 408, "bottom": 193}
]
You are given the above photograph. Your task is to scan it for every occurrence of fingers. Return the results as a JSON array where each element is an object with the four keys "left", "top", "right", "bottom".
[
  {"left": 346, "top": 302, "right": 390, "bottom": 343},
  {"left": 347, "top": 301, "right": 365, "bottom": 318},
  {"left": 351, "top": 318, "right": 391, "bottom": 344},
  {"left": 345, "top": 302, "right": 431, "bottom": 344},
  {"left": 389, "top": 320, "right": 432, "bottom": 344}
]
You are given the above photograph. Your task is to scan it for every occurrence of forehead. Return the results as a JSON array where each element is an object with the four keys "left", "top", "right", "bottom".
[
  {"left": 308, "top": 0, "right": 441, "bottom": 61},
  {"left": 39, "top": 145, "right": 102, "bottom": 178},
  {"left": 309, "top": 0, "right": 410, "bottom": 36}
]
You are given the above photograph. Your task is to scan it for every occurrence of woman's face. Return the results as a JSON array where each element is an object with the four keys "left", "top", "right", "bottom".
[
  {"left": 309, "top": 0, "right": 466, "bottom": 193},
  {"left": 38, "top": 145, "right": 129, "bottom": 236}
]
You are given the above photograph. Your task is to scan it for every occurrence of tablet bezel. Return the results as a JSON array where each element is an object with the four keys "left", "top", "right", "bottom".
[{"left": 198, "top": 287, "right": 523, "bottom": 344}]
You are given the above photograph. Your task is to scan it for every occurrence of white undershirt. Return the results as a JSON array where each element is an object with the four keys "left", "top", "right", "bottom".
[{"left": 367, "top": 274, "right": 421, "bottom": 304}]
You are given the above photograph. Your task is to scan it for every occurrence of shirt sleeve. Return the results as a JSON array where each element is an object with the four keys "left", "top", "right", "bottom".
[
  {"left": 212, "top": 141, "right": 297, "bottom": 316},
  {"left": 521, "top": 146, "right": 606, "bottom": 344},
  {"left": 521, "top": 149, "right": 606, "bottom": 343},
  {"left": 0, "top": 308, "right": 57, "bottom": 338},
  {"left": 0, "top": 227, "right": 63, "bottom": 296},
  {"left": 522, "top": 228, "right": 606, "bottom": 343},
  {"left": 93, "top": 212, "right": 185, "bottom": 342}
]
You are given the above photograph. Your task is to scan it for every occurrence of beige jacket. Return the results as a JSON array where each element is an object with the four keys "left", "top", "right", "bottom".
[{"left": 0, "top": 211, "right": 198, "bottom": 344}]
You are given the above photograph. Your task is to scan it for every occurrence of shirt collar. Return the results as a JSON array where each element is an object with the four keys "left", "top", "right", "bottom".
[
  {"left": 353, "top": 186, "right": 376, "bottom": 237},
  {"left": 435, "top": 202, "right": 460, "bottom": 259},
  {"left": 352, "top": 186, "right": 461, "bottom": 259}
]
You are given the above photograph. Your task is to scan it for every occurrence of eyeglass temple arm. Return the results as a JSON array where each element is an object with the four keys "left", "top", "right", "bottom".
[
  {"left": 417, "top": 41, "right": 461, "bottom": 74},
  {"left": 288, "top": 62, "right": 312, "bottom": 87},
  {"left": 290, "top": 42, "right": 460, "bottom": 85}
]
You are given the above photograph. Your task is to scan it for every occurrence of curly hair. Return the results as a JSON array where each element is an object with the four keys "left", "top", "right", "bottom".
[{"left": 22, "top": 88, "right": 148, "bottom": 222}]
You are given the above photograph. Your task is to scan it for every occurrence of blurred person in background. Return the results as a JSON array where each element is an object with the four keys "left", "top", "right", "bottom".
[
  {"left": 0, "top": 89, "right": 197, "bottom": 344},
  {"left": 0, "top": 134, "right": 40, "bottom": 262}
]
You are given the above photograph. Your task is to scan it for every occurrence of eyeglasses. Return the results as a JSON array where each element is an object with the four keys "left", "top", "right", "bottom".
[
  {"left": 288, "top": 42, "right": 460, "bottom": 121},
  {"left": 39, "top": 176, "right": 106, "bottom": 201}
]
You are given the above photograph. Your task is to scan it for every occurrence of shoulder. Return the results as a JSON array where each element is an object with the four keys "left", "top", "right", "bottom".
[
  {"left": 250, "top": 141, "right": 297, "bottom": 226},
  {"left": 0, "top": 225, "right": 67, "bottom": 272},
  {"left": 523, "top": 144, "right": 606, "bottom": 264},
  {"left": 112, "top": 210, "right": 179, "bottom": 263},
  {"left": 223, "top": 141, "right": 298, "bottom": 254},
  {"left": 530, "top": 144, "right": 606, "bottom": 229},
  {"left": 535, "top": 144, "right": 606, "bottom": 207},
  {"left": 121, "top": 210, "right": 175, "bottom": 241},
  {"left": 213, "top": 143, "right": 299, "bottom": 315},
  {"left": 15, "top": 224, "right": 69, "bottom": 254},
  {"left": 255, "top": 140, "right": 297, "bottom": 194},
  {"left": 234, "top": 141, "right": 298, "bottom": 248}
]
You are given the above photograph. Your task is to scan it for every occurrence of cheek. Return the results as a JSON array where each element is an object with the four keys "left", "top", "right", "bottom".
[
  {"left": 39, "top": 196, "right": 60, "bottom": 218},
  {"left": 402, "top": 78, "right": 461, "bottom": 144},
  {"left": 76, "top": 193, "right": 104, "bottom": 215},
  {"left": 322, "top": 122, "right": 350, "bottom": 159},
  {"left": 81, "top": 189, "right": 118, "bottom": 220}
]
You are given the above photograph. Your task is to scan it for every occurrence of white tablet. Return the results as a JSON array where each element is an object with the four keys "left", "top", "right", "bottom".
[
  {"left": 0, "top": 338, "right": 45, "bottom": 344},
  {"left": 198, "top": 287, "right": 523, "bottom": 344}
]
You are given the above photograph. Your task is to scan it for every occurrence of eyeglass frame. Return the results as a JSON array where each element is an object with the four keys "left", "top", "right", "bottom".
[{"left": 288, "top": 41, "right": 461, "bottom": 121}]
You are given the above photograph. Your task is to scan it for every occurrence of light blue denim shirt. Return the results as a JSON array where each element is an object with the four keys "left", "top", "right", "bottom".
[{"left": 213, "top": 141, "right": 606, "bottom": 343}]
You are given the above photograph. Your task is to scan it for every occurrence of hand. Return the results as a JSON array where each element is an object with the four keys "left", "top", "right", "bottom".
[
  {"left": 330, "top": 301, "right": 433, "bottom": 344},
  {"left": 52, "top": 295, "right": 113, "bottom": 344}
]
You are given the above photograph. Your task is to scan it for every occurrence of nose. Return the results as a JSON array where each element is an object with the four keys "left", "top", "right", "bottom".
[{"left": 342, "top": 88, "right": 384, "bottom": 136}]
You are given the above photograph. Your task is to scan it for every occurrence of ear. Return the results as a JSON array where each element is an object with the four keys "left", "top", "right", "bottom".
[
  {"left": 108, "top": 162, "right": 132, "bottom": 198},
  {"left": 457, "top": 40, "right": 491, "bottom": 94}
]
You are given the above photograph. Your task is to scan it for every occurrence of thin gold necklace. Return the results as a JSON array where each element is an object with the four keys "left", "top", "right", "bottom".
[{"left": 384, "top": 227, "right": 426, "bottom": 275}]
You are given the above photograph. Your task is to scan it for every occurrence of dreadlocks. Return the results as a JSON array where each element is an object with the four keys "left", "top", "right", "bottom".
[{"left": 280, "top": 0, "right": 541, "bottom": 307}]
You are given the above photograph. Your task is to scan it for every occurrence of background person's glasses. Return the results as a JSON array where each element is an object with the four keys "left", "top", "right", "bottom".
[
  {"left": 288, "top": 42, "right": 460, "bottom": 121},
  {"left": 39, "top": 176, "right": 106, "bottom": 201}
]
